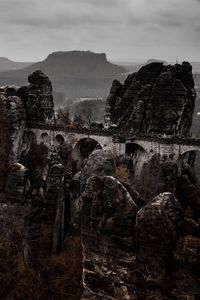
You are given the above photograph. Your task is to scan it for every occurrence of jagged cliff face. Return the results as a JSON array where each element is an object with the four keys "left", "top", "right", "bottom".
[
  {"left": 0, "top": 71, "right": 63, "bottom": 259},
  {"left": 18, "top": 70, "right": 54, "bottom": 125},
  {"left": 0, "top": 86, "right": 26, "bottom": 158},
  {"left": 0, "top": 66, "right": 199, "bottom": 299},
  {"left": 0, "top": 70, "right": 54, "bottom": 156},
  {"left": 80, "top": 150, "right": 200, "bottom": 300},
  {"left": 106, "top": 62, "right": 196, "bottom": 137}
]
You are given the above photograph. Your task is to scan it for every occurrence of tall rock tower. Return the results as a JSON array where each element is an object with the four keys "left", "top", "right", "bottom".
[
  {"left": 18, "top": 70, "right": 55, "bottom": 125},
  {"left": 106, "top": 62, "right": 196, "bottom": 137}
]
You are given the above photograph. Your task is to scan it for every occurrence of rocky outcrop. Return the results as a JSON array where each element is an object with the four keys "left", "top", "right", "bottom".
[
  {"left": 0, "top": 86, "right": 26, "bottom": 159},
  {"left": 4, "top": 95, "right": 26, "bottom": 157},
  {"left": 135, "top": 192, "right": 183, "bottom": 299},
  {"left": 80, "top": 150, "right": 200, "bottom": 299},
  {"left": 106, "top": 62, "right": 196, "bottom": 137},
  {"left": 0, "top": 70, "right": 55, "bottom": 160},
  {"left": 82, "top": 175, "right": 138, "bottom": 299},
  {"left": 18, "top": 138, "right": 72, "bottom": 259},
  {"left": 4, "top": 163, "right": 27, "bottom": 203},
  {"left": 26, "top": 162, "right": 65, "bottom": 259},
  {"left": 17, "top": 70, "right": 54, "bottom": 125},
  {"left": 0, "top": 62, "right": 199, "bottom": 299}
]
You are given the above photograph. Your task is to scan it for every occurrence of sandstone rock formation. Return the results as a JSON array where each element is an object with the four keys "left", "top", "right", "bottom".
[
  {"left": 82, "top": 175, "right": 138, "bottom": 300},
  {"left": 106, "top": 62, "right": 196, "bottom": 137},
  {"left": 0, "top": 86, "right": 26, "bottom": 159},
  {"left": 135, "top": 192, "right": 183, "bottom": 299},
  {"left": 0, "top": 72, "right": 63, "bottom": 259},
  {"left": 18, "top": 140, "right": 71, "bottom": 259},
  {"left": 0, "top": 70, "right": 55, "bottom": 160},
  {"left": 80, "top": 150, "right": 200, "bottom": 299},
  {"left": 17, "top": 70, "right": 54, "bottom": 125},
  {"left": 0, "top": 64, "right": 199, "bottom": 300}
]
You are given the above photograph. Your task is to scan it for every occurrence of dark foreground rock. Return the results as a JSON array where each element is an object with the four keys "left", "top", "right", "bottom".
[
  {"left": 80, "top": 151, "right": 200, "bottom": 299},
  {"left": 82, "top": 175, "right": 138, "bottom": 300}
]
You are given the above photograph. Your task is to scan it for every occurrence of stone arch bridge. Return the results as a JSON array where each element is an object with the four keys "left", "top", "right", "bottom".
[{"left": 23, "top": 124, "right": 200, "bottom": 161}]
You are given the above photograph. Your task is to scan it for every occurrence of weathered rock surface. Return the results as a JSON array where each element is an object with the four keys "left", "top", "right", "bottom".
[
  {"left": 106, "top": 62, "right": 196, "bottom": 136},
  {"left": 176, "top": 162, "right": 200, "bottom": 219},
  {"left": 80, "top": 150, "right": 200, "bottom": 299},
  {"left": 0, "top": 70, "right": 55, "bottom": 162},
  {"left": 0, "top": 64, "right": 199, "bottom": 300},
  {"left": 139, "top": 155, "right": 178, "bottom": 202},
  {"left": 0, "top": 86, "right": 26, "bottom": 159},
  {"left": 4, "top": 95, "right": 26, "bottom": 156},
  {"left": 18, "top": 70, "right": 54, "bottom": 125},
  {"left": 26, "top": 162, "right": 65, "bottom": 259},
  {"left": 82, "top": 175, "right": 138, "bottom": 300},
  {"left": 71, "top": 150, "right": 143, "bottom": 231},
  {"left": 135, "top": 192, "right": 183, "bottom": 299},
  {"left": 4, "top": 163, "right": 27, "bottom": 203},
  {"left": 18, "top": 138, "right": 72, "bottom": 258},
  {"left": 171, "top": 235, "right": 200, "bottom": 299}
]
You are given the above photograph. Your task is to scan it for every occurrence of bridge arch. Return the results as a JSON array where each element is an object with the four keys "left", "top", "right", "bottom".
[
  {"left": 179, "top": 145, "right": 200, "bottom": 157},
  {"left": 72, "top": 137, "right": 102, "bottom": 170},
  {"left": 55, "top": 134, "right": 65, "bottom": 145},
  {"left": 22, "top": 130, "right": 37, "bottom": 145},
  {"left": 40, "top": 132, "right": 50, "bottom": 145},
  {"left": 125, "top": 142, "right": 147, "bottom": 157}
]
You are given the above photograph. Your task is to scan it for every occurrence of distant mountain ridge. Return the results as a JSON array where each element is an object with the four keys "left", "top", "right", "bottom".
[
  {"left": 0, "top": 51, "right": 126, "bottom": 99},
  {"left": 16, "top": 51, "right": 125, "bottom": 78},
  {"left": 0, "top": 57, "right": 33, "bottom": 72}
]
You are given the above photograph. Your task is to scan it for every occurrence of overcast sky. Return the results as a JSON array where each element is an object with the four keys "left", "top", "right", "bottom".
[{"left": 0, "top": 0, "right": 200, "bottom": 62}]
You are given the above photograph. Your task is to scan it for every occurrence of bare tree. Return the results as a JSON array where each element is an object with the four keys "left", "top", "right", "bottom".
[
  {"left": 73, "top": 113, "right": 85, "bottom": 128},
  {"left": 82, "top": 107, "right": 94, "bottom": 128}
]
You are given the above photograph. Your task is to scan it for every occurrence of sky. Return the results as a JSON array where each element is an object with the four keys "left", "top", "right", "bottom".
[{"left": 0, "top": 0, "right": 200, "bottom": 62}]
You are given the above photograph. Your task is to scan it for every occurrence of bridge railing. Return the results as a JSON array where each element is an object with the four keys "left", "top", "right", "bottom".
[
  {"left": 26, "top": 122, "right": 200, "bottom": 146},
  {"left": 26, "top": 122, "right": 118, "bottom": 137}
]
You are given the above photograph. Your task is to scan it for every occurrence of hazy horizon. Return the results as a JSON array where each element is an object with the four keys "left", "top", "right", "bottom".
[{"left": 0, "top": 52, "right": 189, "bottom": 65}]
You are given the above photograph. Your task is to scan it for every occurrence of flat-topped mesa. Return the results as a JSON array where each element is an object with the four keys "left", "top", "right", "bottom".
[
  {"left": 18, "top": 70, "right": 55, "bottom": 125},
  {"left": 105, "top": 61, "right": 196, "bottom": 137}
]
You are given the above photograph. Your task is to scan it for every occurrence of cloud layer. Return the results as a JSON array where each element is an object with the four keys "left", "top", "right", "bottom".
[{"left": 0, "top": 0, "right": 199, "bottom": 62}]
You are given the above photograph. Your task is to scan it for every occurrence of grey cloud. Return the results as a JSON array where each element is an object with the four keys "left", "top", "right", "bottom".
[
  {"left": 0, "top": 0, "right": 126, "bottom": 27},
  {"left": 0, "top": 0, "right": 199, "bottom": 61}
]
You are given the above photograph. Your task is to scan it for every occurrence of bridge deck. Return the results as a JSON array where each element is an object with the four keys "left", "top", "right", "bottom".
[{"left": 27, "top": 123, "right": 200, "bottom": 147}]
